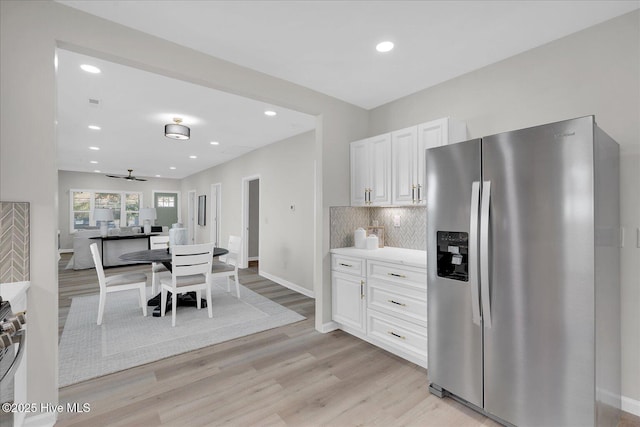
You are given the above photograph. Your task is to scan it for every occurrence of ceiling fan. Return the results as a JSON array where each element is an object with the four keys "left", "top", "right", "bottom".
[{"left": 106, "top": 169, "right": 147, "bottom": 182}]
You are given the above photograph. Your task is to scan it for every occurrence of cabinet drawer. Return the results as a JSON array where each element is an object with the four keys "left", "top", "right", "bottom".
[
  {"left": 331, "top": 254, "right": 365, "bottom": 276},
  {"left": 367, "top": 311, "right": 427, "bottom": 364},
  {"left": 368, "top": 280, "right": 427, "bottom": 326},
  {"left": 368, "top": 260, "right": 426, "bottom": 288}
]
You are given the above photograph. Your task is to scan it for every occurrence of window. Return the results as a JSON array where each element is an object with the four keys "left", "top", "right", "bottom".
[
  {"left": 70, "top": 189, "right": 143, "bottom": 232},
  {"left": 157, "top": 196, "right": 175, "bottom": 207}
]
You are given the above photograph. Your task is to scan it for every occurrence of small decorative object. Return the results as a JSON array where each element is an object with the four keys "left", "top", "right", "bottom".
[
  {"left": 367, "top": 226, "right": 385, "bottom": 248},
  {"left": 354, "top": 227, "right": 366, "bottom": 249},
  {"left": 366, "top": 234, "right": 379, "bottom": 250},
  {"left": 139, "top": 208, "right": 157, "bottom": 234},
  {"left": 93, "top": 208, "right": 114, "bottom": 237}
]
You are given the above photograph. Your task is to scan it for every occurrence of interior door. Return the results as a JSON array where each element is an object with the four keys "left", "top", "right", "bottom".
[
  {"left": 154, "top": 192, "right": 179, "bottom": 227},
  {"left": 425, "top": 139, "right": 483, "bottom": 408},
  {"left": 481, "top": 117, "right": 596, "bottom": 426}
]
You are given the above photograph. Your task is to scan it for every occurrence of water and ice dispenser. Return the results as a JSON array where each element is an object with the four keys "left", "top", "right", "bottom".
[{"left": 436, "top": 231, "right": 469, "bottom": 281}]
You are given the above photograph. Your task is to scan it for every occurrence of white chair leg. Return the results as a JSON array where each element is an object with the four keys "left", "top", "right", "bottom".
[
  {"left": 234, "top": 276, "right": 240, "bottom": 298},
  {"left": 171, "top": 292, "right": 177, "bottom": 327},
  {"left": 196, "top": 290, "right": 202, "bottom": 309},
  {"left": 161, "top": 288, "right": 167, "bottom": 317},
  {"left": 206, "top": 284, "right": 213, "bottom": 318},
  {"left": 139, "top": 286, "right": 147, "bottom": 316},
  {"left": 151, "top": 271, "right": 157, "bottom": 295},
  {"left": 97, "top": 291, "right": 106, "bottom": 325}
]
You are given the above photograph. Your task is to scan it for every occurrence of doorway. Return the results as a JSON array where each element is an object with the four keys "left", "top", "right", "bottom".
[
  {"left": 210, "top": 183, "right": 221, "bottom": 247},
  {"left": 241, "top": 175, "right": 260, "bottom": 268}
]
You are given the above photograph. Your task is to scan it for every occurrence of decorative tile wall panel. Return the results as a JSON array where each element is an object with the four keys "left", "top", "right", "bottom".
[
  {"left": 0, "top": 202, "right": 30, "bottom": 283},
  {"left": 330, "top": 206, "right": 426, "bottom": 250}
]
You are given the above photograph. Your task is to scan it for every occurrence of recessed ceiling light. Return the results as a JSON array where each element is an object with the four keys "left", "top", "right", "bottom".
[
  {"left": 264, "top": 110, "right": 277, "bottom": 117},
  {"left": 90, "top": 160, "right": 98, "bottom": 164},
  {"left": 210, "top": 141, "right": 220, "bottom": 145},
  {"left": 88, "top": 125, "right": 101, "bottom": 130},
  {"left": 376, "top": 41, "right": 394, "bottom": 53},
  {"left": 169, "top": 166, "right": 176, "bottom": 170},
  {"left": 94, "top": 170, "right": 101, "bottom": 173},
  {"left": 189, "top": 155, "right": 197, "bottom": 159},
  {"left": 89, "top": 146, "right": 100, "bottom": 151},
  {"left": 155, "top": 175, "right": 161, "bottom": 178},
  {"left": 80, "top": 64, "right": 101, "bottom": 74}
]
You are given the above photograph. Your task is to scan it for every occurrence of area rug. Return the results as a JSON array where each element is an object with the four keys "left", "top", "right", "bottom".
[{"left": 58, "top": 279, "right": 305, "bottom": 387}]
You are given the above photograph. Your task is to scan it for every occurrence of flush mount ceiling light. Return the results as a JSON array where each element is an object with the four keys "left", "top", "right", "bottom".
[
  {"left": 376, "top": 41, "right": 394, "bottom": 53},
  {"left": 80, "top": 64, "right": 101, "bottom": 74},
  {"left": 164, "top": 117, "right": 190, "bottom": 140}
]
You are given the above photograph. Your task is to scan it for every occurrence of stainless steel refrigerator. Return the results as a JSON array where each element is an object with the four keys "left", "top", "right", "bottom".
[{"left": 425, "top": 116, "right": 621, "bottom": 426}]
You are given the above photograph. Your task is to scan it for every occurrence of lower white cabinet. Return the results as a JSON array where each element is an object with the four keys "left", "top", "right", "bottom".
[{"left": 331, "top": 252, "right": 427, "bottom": 368}]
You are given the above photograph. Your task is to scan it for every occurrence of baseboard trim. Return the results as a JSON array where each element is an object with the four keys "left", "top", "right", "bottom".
[
  {"left": 318, "top": 321, "right": 339, "bottom": 333},
  {"left": 22, "top": 411, "right": 56, "bottom": 427},
  {"left": 247, "top": 256, "right": 259, "bottom": 262},
  {"left": 623, "top": 395, "right": 640, "bottom": 417},
  {"left": 58, "top": 248, "right": 73, "bottom": 254},
  {"left": 258, "top": 270, "right": 315, "bottom": 298}
]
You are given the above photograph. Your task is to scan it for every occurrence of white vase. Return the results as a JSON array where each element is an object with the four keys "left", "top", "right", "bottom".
[
  {"left": 168, "top": 228, "right": 188, "bottom": 253},
  {"left": 366, "top": 235, "right": 379, "bottom": 250},
  {"left": 354, "top": 228, "right": 366, "bottom": 249}
]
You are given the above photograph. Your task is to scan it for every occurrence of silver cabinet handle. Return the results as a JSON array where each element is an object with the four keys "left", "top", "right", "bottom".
[
  {"left": 387, "top": 272, "right": 406, "bottom": 278},
  {"left": 417, "top": 184, "right": 422, "bottom": 203},
  {"left": 412, "top": 185, "right": 416, "bottom": 203},
  {"left": 388, "top": 299, "right": 406, "bottom": 307},
  {"left": 339, "top": 263, "right": 353, "bottom": 267},
  {"left": 360, "top": 280, "right": 365, "bottom": 299},
  {"left": 388, "top": 331, "right": 406, "bottom": 340},
  {"left": 480, "top": 180, "right": 492, "bottom": 328},
  {"left": 469, "top": 181, "right": 482, "bottom": 326}
]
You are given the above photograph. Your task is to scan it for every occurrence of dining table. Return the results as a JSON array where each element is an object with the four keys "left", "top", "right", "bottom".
[{"left": 119, "top": 247, "right": 229, "bottom": 317}]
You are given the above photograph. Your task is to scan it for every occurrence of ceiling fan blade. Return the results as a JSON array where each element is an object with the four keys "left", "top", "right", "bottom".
[
  {"left": 134, "top": 177, "right": 148, "bottom": 181},
  {"left": 106, "top": 174, "right": 125, "bottom": 178}
]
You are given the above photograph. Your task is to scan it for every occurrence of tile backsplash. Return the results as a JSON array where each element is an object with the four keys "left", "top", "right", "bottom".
[
  {"left": 330, "top": 206, "right": 426, "bottom": 250},
  {"left": 0, "top": 202, "right": 30, "bottom": 283}
]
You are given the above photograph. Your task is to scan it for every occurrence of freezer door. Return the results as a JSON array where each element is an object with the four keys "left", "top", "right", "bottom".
[
  {"left": 482, "top": 117, "right": 596, "bottom": 426},
  {"left": 426, "top": 139, "right": 483, "bottom": 408}
]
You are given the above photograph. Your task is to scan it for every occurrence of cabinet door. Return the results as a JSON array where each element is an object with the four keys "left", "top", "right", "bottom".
[
  {"left": 332, "top": 271, "right": 366, "bottom": 333},
  {"left": 391, "top": 126, "right": 418, "bottom": 205},
  {"left": 418, "top": 118, "right": 449, "bottom": 205},
  {"left": 368, "top": 134, "right": 391, "bottom": 205},
  {"left": 350, "top": 140, "right": 370, "bottom": 206}
]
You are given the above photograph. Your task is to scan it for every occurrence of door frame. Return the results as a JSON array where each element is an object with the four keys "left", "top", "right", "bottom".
[
  {"left": 210, "top": 183, "right": 221, "bottom": 247},
  {"left": 187, "top": 189, "right": 196, "bottom": 244},
  {"left": 241, "top": 174, "right": 260, "bottom": 268}
]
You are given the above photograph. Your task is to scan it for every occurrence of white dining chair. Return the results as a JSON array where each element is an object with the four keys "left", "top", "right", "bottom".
[
  {"left": 160, "top": 243, "right": 214, "bottom": 327},
  {"left": 89, "top": 243, "right": 147, "bottom": 325},
  {"left": 210, "top": 235, "right": 242, "bottom": 298},
  {"left": 149, "top": 235, "right": 170, "bottom": 294}
]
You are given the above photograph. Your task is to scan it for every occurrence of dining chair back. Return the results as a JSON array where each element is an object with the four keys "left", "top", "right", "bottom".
[
  {"left": 210, "top": 235, "right": 242, "bottom": 298},
  {"left": 149, "top": 235, "right": 170, "bottom": 294},
  {"left": 160, "top": 243, "right": 215, "bottom": 327},
  {"left": 89, "top": 243, "right": 147, "bottom": 325}
]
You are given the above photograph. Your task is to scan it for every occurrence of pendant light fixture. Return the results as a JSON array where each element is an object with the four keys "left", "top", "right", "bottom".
[{"left": 164, "top": 117, "right": 190, "bottom": 140}]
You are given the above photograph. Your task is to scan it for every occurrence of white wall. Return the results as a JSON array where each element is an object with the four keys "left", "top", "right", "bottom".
[
  {"left": 57, "top": 170, "right": 181, "bottom": 249},
  {"left": 369, "top": 10, "right": 640, "bottom": 404},
  {"left": 0, "top": 1, "right": 367, "bottom": 415},
  {"left": 181, "top": 131, "right": 315, "bottom": 293}
]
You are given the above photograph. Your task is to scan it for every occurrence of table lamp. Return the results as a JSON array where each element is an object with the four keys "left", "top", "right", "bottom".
[
  {"left": 139, "top": 208, "right": 157, "bottom": 234},
  {"left": 93, "top": 208, "right": 114, "bottom": 237}
]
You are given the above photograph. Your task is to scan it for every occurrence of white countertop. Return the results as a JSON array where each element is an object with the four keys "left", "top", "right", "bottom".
[{"left": 330, "top": 247, "right": 427, "bottom": 269}]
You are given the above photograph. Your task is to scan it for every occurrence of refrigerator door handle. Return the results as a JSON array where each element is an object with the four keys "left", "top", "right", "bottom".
[
  {"left": 469, "top": 181, "right": 482, "bottom": 326},
  {"left": 480, "top": 180, "right": 492, "bottom": 328}
]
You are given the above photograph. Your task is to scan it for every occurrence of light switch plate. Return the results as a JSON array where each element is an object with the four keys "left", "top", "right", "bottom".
[{"left": 393, "top": 215, "right": 401, "bottom": 227}]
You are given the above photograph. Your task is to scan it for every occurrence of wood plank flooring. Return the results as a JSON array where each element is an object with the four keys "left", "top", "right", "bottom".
[{"left": 56, "top": 254, "right": 640, "bottom": 427}]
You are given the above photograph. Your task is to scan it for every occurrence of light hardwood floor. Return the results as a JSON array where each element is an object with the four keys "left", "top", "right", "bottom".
[{"left": 56, "top": 254, "right": 639, "bottom": 427}]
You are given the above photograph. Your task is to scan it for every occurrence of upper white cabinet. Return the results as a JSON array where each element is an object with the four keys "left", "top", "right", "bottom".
[
  {"left": 350, "top": 134, "right": 391, "bottom": 206},
  {"left": 351, "top": 117, "right": 466, "bottom": 207},
  {"left": 391, "top": 117, "right": 467, "bottom": 206}
]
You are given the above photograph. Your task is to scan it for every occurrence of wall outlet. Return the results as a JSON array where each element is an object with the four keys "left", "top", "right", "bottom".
[{"left": 393, "top": 215, "right": 401, "bottom": 227}]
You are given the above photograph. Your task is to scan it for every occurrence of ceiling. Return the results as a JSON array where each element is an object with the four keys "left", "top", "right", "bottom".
[{"left": 55, "top": 1, "right": 639, "bottom": 180}]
